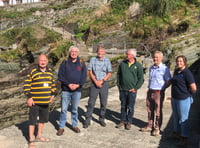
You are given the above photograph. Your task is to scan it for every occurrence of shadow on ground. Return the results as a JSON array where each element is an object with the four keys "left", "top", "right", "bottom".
[{"left": 158, "top": 87, "right": 200, "bottom": 148}]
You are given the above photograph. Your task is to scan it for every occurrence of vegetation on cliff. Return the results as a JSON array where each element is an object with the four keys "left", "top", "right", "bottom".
[{"left": 0, "top": 0, "right": 199, "bottom": 63}]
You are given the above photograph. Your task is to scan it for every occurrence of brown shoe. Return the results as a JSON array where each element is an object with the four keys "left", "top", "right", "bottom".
[
  {"left": 176, "top": 136, "right": 188, "bottom": 146},
  {"left": 56, "top": 129, "right": 64, "bottom": 136},
  {"left": 166, "top": 132, "right": 180, "bottom": 140},
  {"left": 125, "top": 122, "right": 131, "bottom": 130},
  {"left": 140, "top": 126, "right": 152, "bottom": 132},
  {"left": 116, "top": 122, "right": 125, "bottom": 128},
  {"left": 151, "top": 128, "right": 160, "bottom": 136},
  {"left": 73, "top": 127, "right": 80, "bottom": 133}
]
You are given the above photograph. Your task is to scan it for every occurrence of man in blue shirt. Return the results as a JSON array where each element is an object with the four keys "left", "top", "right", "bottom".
[
  {"left": 83, "top": 46, "right": 112, "bottom": 128},
  {"left": 56, "top": 46, "right": 87, "bottom": 136},
  {"left": 140, "top": 51, "right": 171, "bottom": 136}
]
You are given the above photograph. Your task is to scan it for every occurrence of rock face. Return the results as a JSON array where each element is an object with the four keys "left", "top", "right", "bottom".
[
  {"left": 0, "top": 61, "right": 118, "bottom": 130},
  {"left": 0, "top": 0, "right": 200, "bottom": 131},
  {"left": 164, "top": 28, "right": 200, "bottom": 70}
]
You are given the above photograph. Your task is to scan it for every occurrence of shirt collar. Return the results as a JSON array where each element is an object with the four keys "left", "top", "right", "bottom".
[
  {"left": 96, "top": 56, "right": 105, "bottom": 61},
  {"left": 153, "top": 63, "right": 162, "bottom": 69},
  {"left": 37, "top": 65, "right": 49, "bottom": 72}
]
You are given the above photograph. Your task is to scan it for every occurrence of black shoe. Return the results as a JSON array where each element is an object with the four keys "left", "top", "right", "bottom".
[
  {"left": 100, "top": 120, "right": 106, "bottom": 127},
  {"left": 83, "top": 123, "right": 89, "bottom": 128},
  {"left": 83, "top": 120, "right": 90, "bottom": 128}
]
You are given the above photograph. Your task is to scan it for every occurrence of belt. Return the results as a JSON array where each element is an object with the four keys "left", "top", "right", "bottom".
[{"left": 149, "top": 89, "right": 161, "bottom": 92}]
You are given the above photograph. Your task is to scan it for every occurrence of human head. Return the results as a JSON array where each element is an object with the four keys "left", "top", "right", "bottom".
[
  {"left": 38, "top": 54, "right": 48, "bottom": 70},
  {"left": 152, "top": 51, "right": 163, "bottom": 66},
  {"left": 126, "top": 48, "right": 137, "bottom": 61},
  {"left": 68, "top": 46, "right": 79, "bottom": 60},
  {"left": 176, "top": 55, "right": 187, "bottom": 70},
  {"left": 96, "top": 46, "right": 105, "bottom": 60}
]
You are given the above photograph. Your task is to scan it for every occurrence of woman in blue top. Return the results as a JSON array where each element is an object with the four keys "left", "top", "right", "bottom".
[{"left": 169, "top": 55, "right": 196, "bottom": 146}]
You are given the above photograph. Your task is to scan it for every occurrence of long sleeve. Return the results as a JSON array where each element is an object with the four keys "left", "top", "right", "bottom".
[
  {"left": 58, "top": 61, "right": 70, "bottom": 86},
  {"left": 135, "top": 62, "right": 144, "bottom": 90},
  {"left": 79, "top": 61, "right": 87, "bottom": 86},
  {"left": 117, "top": 64, "right": 121, "bottom": 89}
]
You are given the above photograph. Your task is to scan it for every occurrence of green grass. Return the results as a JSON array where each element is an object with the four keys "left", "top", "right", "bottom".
[
  {"left": 0, "top": 25, "right": 62, "bottom": 61},
  {"left": 0, "top": 48, "right": 22, "bottom": 62},
  {"left": 51, "top": 41, "right": 73, "bottom": 58}
]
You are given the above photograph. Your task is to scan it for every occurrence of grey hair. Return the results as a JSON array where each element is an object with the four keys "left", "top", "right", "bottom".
[
  {"left": 153, "top": 51, "right": 163, "bottom": 58},
  {"left": 127, "top": 48, "right": 137, "bottom": 57},
  {"left": 68, "top": 46, "right": 79, "bottom": 54}
]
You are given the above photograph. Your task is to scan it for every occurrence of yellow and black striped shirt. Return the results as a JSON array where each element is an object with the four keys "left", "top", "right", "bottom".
[{"left": 23, "top": 66, "right": 56, "bottom": 105}]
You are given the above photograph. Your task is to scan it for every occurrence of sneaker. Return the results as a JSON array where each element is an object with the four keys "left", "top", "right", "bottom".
[
  {"left": 151, "top": 128, "right": 160, "bottom": 136},
  {"left": 115, "top": 122, "right": 125, "bottom": 128},
  {"left": 140, "top": 126, "right": 152, "bottom": 132},
  {"left": 125, "top": 122, "right": 131, "bottom": 130}
]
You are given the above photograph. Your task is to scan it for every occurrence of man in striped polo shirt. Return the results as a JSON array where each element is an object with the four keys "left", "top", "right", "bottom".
[{"left": 24, "top": 54, "right": 56, "bottom": 147}]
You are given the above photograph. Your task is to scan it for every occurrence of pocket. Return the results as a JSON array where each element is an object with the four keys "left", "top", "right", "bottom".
[{"left": 102, "top": 66, "right": 107, "bottom": 72}]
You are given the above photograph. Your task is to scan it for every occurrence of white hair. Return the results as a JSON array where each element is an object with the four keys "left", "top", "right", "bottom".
[
  {"left": 127, "top": 48, "right": 137, "bottom": 57},
  {"left": 68, "top": 46, "right": 79, "bottom": 53},
  {"left": 153, "top": 51, "right": 163, "bottom": 58}
]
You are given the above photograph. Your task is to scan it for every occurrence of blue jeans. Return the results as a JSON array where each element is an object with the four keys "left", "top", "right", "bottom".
[
  {"left": 59, "top": 91, "right": 81, "bottom": 128},
  {"left": 171, "top": 96, "right": 193, "bottom": 137},
  {"left": 119, "top": 91, "right": 137, "bottom": 123}
]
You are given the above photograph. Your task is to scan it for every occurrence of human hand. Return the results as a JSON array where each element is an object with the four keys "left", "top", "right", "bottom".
[
  {"left": 68, "top": 84, "right": 79, "bottom": 90},
  {"left": 50, "top": 96, "right": 55, "bottom": 103},
  {"left": 27, "top": 98, "right": 34, "bottom": 107},
  {"left": 129, "top": 88, "right": 136, "bottom": 93},
  {"left": 95, "top": 80, "right": 102, "bottom": 88}
]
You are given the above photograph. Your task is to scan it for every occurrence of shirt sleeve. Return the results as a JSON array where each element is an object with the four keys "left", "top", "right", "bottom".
[
  {"left": 135, "top": 63, "right": 144, "bottom": 90},
  {"left": 58, "top": 61, "right": 70, "bottom": 86},
  {"left": 185, "top": 69, "right": 195, "bottom": 84},
  {"left": 107, "top": 58, "right": 112, "bottom": 72},
  {"left": 117, "top": 64, "right": 121, "bottom": 89},
  {"left": 164, "top": 67, "right": 171, "bottom": 81},
  {"left": 88, "top": 57, "right": 94, "bottom": 71},
  {"left": 51, "top": 75, "right": 57, "bottom": 96},
  {"left": 23, "top": 73, "right": 32, "bottom": 98},
  {"left": 79, "top": 61, "right": 87, "bottom": 86}
]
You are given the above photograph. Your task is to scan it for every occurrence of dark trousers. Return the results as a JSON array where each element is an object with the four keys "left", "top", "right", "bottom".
[
  {"left": 146, "top": 90, "right": 165, "bottom": 129},
  {"left": 85, "top": 81, "right": 109, "bottom": 123},
  {"left": 119, "top": 90, "right": 137, "bottom": 123}
]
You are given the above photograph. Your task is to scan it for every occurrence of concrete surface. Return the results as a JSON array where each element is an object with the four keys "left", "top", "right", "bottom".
[{"left": 0, "top": 75, "right": 200, "bottom": 148}]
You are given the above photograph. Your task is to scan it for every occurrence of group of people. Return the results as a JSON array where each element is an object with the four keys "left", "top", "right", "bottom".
[
  {"left": 23, "top": 46, "right": 197, "bottom": 148},
  {"left": 139, "top": 51, "right": 196, "bottom": 147}
]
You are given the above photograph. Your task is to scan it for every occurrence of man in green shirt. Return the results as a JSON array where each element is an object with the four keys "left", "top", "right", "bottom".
[{"left": 116, "top": 48, "right": 144, "bottom": 130}]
